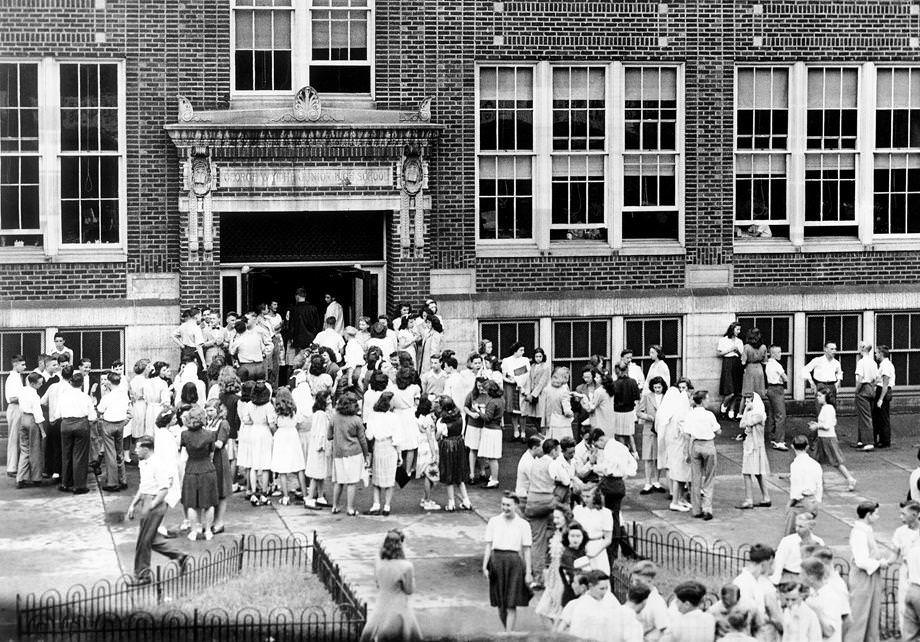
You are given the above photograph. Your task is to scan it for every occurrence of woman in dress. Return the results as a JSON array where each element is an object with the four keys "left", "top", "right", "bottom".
[
  {"left": 306, "top": 355, "right": 334, "bottom": 396},
  {"left": 417, "top": 312, "right": 443, "bottom": 375},
  {"left": 365, "top": 391, "right": 401, "bottom": 516},
  {"left": 246, "top": 381, "right": 276, "bottom": 507},
  {"left": 611, "top": 366, "right": 641, "bottom": 455},
  {"left": 203, "top": 399, "right": 231, "bottom": 534},
  {"left": 235, "top": 380, "right": 255, "bottom": 497},
  {"left": 436, "top": 396, "right": 472, "bottom": 511},
  {"left": 521, "top": 348, "right": 551, "bottom": 435},
  {"left": 271, "top": 388, "right": 307, "bottom": 506},
  {"left": 360, "top": 529, "right": 423, "bottom": 642},
  {"left": 463, "top": 377, "right": 489, "bottom": 485},
  {"left": 414, "top": 398, "right": 440, "bottom": 510},
  {"left": 501, "top": 343, "right": 531, "bottom": 442},
  {"left": 571, "top": 486, "right": 613, "bottom": 574},
  {"left": 657, "top": 378, "right": 693, "bottom": 512},
  {"left": 128, "top": 359, "right": 151, "bottom": 450},
  {"left": 355, "top": 316, "right": 372, "bottom": 350},
  {"left": 543, "top": 366, "right": 574, "bottom": 442},
  {"left": 329, "top": 391, "right": 370, "bottom": 516},
  {"left": 391, "top": 367, "right": 421, "bottom": 476},
  {"left": 477, "top": 380, "right": 506, "bottom": 489},
  {"left": 179, "top": 406, "right": 218, "bottom": 541},
  {"left": 718, "top": 321, "right": 745, "bottom": 419},
  {"left": 172, "top": 360, "right": 205, "bottom": 409},
  {"left": 483, "top": 492, "right": 534, "bottom": 633},
  {"left": 304, "top": 389, "right": 331, "bottom": 509},
  {"left": 534, "top": 504, "right": 572, "bottom": 625},
  {"left": 144, "top": 362, "right": 172, "bottom": 437},
  {"left": 583, "top": 370, "right": 615, "bottom": 438},
  {"left": 364, "top": 370, "right": 393, "bottom": 421},
  {"left": 737, "top": 392, "right": 772, "bottom": 510},
  {"left": 216, "top": 368, "right": 241, "bottom": 492},
  {"left": 572, "top": 366, "right": 598, "bottom": 438},
  {"left": 637, "top": 376, "right": 667, "bottom": 495},
  {"left": 559, "top": 521, "right": 588, "bottom": 606},
  {"left": 643, "top": 345, "right": 671, "bottom": 391},
  {"left": 741, "top": 327, "right": 767, "bottom": 399}
]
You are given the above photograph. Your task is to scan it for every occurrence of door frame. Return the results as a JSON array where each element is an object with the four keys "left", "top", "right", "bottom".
[
  {"left": 354, "top": 264, "right": 387, "bottom": 320},
  {"left": 219, "top": 269, "right": 243, "bottom": 317}
]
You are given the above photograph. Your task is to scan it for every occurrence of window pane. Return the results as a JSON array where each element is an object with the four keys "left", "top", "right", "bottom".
[
  {"left": 253, "top": 11, "right": 273, "bottom": 48},
  {"left": 79, "top": 64, "right": 98, "bottom": 108},
  {"left": 60, "top": 64, "right": 79, "bottom": 108}
]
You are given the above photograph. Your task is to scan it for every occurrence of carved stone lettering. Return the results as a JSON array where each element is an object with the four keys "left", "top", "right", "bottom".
[{"left": 218, "top": 166, "right": 393, "bottom": 189}]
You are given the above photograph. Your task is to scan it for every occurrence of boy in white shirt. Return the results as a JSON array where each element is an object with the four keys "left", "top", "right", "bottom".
[
  {"left": 664, "top": 580, "right": 716, "bottom": 642},
  {"left": 777, "top": 581, "right": 821, "bottom": 642},
  {"left": 892, "top": 501, "right": 920, "bottom": 633},
  {"left": 764, "top": 345, "right": 788, "bottom": 451},
  {"left": 631, "top": 560, "right": 670, "bottom": 640},
  {"left": 97, "top": 371, "right": 131, "bottom": 492},
  {"left": 801, "top": 558, "right": 845, "bottom": 642},
  {"left": 15, "top": 372, "right": 45, "bottom": 489},
  {"left": 557, "top": 570, "right": 643, "bottom": 642}
]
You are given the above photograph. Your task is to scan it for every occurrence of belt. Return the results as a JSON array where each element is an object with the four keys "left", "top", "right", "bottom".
[
  {"left": 815, "top": 380, "right": 837, "bottom": 386},
  {"left": 767, "top": 383, "right": 784, "bottom": 387},
  {"left": 7, "top": 401, "right": 18, "bottom": 405}
]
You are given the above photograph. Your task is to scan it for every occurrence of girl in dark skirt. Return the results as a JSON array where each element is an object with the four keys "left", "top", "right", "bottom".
[
  {"left": 204, "top": 399, "right": 232, "bottom": 535},
  {"left": 180, "top": 406, "right": 219, "bottom": 541},
  {"left": 435, "top": 396, "right": 472, "bottom": 511},
  {"left": 808, "top": 390, "right": 857, "bottom": 491},
  {"left": 717, "top": 321, "right": 745, "bottom": 419},
  {"left": 483, "top": 492, "right": 533, "bottom": 633}
]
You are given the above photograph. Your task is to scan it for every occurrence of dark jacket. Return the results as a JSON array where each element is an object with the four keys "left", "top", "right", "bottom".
[{"left": 290, "top": 301, "right": 321, "bottom": 350}]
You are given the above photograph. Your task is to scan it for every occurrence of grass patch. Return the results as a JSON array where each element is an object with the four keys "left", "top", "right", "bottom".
[
  {"left": 613, "top": 559, "right": 732, "bottom": 601},
  {"left": 152, "top": 566, "right": 338, "bottom": 616}
]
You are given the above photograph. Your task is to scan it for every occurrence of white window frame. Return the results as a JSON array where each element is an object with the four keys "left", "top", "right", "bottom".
[
  {"left": 551, "top": 317, "right": 611, "bottom": 370},
  {"left": 475, "top": 61, "right": 685, "bottom": 256},
  {"left": 230, "top": 0, "right": 375, "bottom": 99},
  {"left": 0, "top": 329, "right": 44, "bottom": 419},
  {"left": 57, "top": 326, "right": 126, "bottom": 376},
  {"left": 737, "top": 313, "right": 795, "bottom": 394},
  {"left": 804, "top": 312, "right": 862, "bottom": 392},
  {"left": 623, "top": 315, "right": 683, "bottom": 381},
  {"left": 0, "top": 57, "right": 126, "bottom": 264},
  {"left": 0, "top": 62, "right": 42, "bottom": 247},
  {"left": 874, "top": 311, "right": 920, "bottom": 390},
  {"left": 478, "top": 319, "right": 540, "bottom": 358},
  {"left": 229, "top": 0, "right": 295, "bottom": 96},
  {"left": 873, "top": 65, "right": 920, "bottom": 239}
]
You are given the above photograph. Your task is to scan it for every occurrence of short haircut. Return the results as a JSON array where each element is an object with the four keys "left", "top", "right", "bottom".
[
  {"left": 11, "top": 354, "right": 24, "bottom": 364},
  {"left": 61, "top": 364, "right": 74, "bottom": 381},
  {"left": 54, "top": 333, "right": 64, "bottom": 341},
  {"left": 792, "top": 434, "right": 809, "bottom": 451},
  {"left": 134, "top": 359, "right": 150, "bottom": 375},
  {"left": 70, "top": 371, "right": 84, "bottom": 388},
  {"left": 810, "top": 547, "right": 835, "bottom": 563},
  {"left": 824, "top": 340, "right": 836, "bottom": 349},
  {"left": 877, "top": 344, "right": 890, "bottom": 359},
  {"left": 748, "top": 543, "right": 775, "bottom": 564},
  {"left": 325, "top": 316, "right": 337, "bottom": 326},
  {"left": 631, "top": 560, "right": 658, "bottom": 579},
  {"left": 620, "top": 348, "right": 633, "bottom": 358},
  {"left": 56, "top": 354, "right": 70, "bottom": 364},
  {"left": 857, "top": 501, "right": 880, "bottom": 519},
  {"left": 295, "top": 287, "right": 306, "bottom": 298},
  {"left": 136, "top": 436, "right": 155, "bottom": 450},
  {"left": 907, "top": 501, "right": 920, "bottom": 516},
  {"left": 234, "top": 320, "right": 247, "bottom": 334},
  {"left": 582, "top": 570, "right": 609, "bottom": 587},
  {"left": 691, "top": 389, "right": 708, "bottom": 405},
  {"left": 26, "top": 372, "right": 43, "bottom": 386},
  {"left": 559, "top": 436, "right": 576, "bottom": 451},
  {"left": 777, "top": 581, "right": 803, "bottom": 594},
  {"left": 107, "top": 372, "right": 122, "bottom": 386},
  {"left": 507, "top": 341, "right": 524, "bottom": 355},
  {"left": 627, "top": 584, "right": 651, "bottom": 604},
  {"left": 541, "top": 438, "right": 559, "bottom": 455},
  {"left": 589, "top": 428, "right": 606, "bottom": 443},
  {"left": 501, "top": 490, "right": 520, "bottom": 504},
  {"left": 526, "top": 435, "right": 543, "bottom": 450},
  {"left": 673, "top": 581, "right": 706, "bottom": 606},
  {"left": 800, "top": 557, "right": 826, "bottom": 581},
  {"left": 720, "top": 583, "right": 740, "bottom": 602},
  {"left": 441, "top": 355, "right": 458, "bottom": 370},
  {"left": 726, "top": 609, "right": 750, "bottom": 632}
]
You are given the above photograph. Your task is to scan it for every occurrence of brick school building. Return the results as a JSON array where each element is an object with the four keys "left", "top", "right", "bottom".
[{"left": 2, "top": 0, "right": 920, "bottom": 417}]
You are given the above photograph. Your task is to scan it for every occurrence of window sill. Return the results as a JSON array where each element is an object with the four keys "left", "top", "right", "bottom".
[
  {"left": 230, "top": 93, "right": 376, "bottom": 111},
  {"left": 617, "top": 241, "right": 685, "bottom": 256},
  {"left": 734, "top": 238, "right": 874, "bottom": 254},
  {"left": 54, "top": 248, "right": 128, "bottom": 263},
  {"left": 476, "top": 241, "right": 686, "bottom": 258},
  {"left": 867, "top": 238, "right": 920, "bottom": 252},
  {"left": 0, "top": 247, "right": 46, "bottom": 264}
]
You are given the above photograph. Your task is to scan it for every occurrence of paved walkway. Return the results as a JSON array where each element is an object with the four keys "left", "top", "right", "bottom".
[{"left": 1, "top": 412, "right": 917, "bottom": 640}]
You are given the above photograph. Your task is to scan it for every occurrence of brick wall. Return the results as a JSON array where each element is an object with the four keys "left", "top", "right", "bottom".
[
  {"left": 0, "top": 262, "right": 127, "bottom": 300},
  {"left": 734, "top": 251, "right": 920, "bottom": 288}
]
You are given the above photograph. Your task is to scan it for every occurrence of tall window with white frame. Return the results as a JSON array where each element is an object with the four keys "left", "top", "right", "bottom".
[
  {"left": 59, "top": 63, "right": 120, "bottom": 245},
  {"left": 805, "top": 67, "right": 858, "bottom": 238},
  {"left": 622, "top": 66, "right": 679, "bottom": 240},
  {"left": 0, "top": 63, "right": 40, "bottom": 248},
  {"left": 478, "top": 66, "right": 534, "bottom": 241},
  {"left": 874, "top": 68, "right": 920, "bottom": 236},
  {"left": 735, "top": 68, "right": 789, "bottom": 239},
  {"left": 551, "top": 66, "right": 607, "bottom": 241},
  {"left": 310, "top": 0, "right": 372, "bottom": 94},
  {"left": 233, "top": 0, "right": 293, "bottom": 92},
  {"left": 805, "top": 313, "right": 860, "bottom": 389},
  {"left": 875, "top": 312, "right": 920, "bottom": 388},
  {"left": 624, "top": 316, "right": 682, "bottom": 381}
]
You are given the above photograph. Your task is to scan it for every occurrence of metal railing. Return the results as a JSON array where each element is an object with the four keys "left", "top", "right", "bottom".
[
  {"left": 626, "top": 521, "right": 900, "bottom": 640},
  {"left": 16, "top": 531, "right": 367, "bottom": 641}
]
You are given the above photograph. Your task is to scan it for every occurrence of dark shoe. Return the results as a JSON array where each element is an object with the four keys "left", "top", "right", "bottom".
[
  {"left": 756, "top": 501, "right": 772, "bottom": 508},
  {"left": 703, "top": 513, "right": 714, "bottom": 521},
  {"left": 16, "top": 481, "right": 33, "bottom": 489},
  {"left": 639, "top": 487, "right": 653, "bottom": 495},
  {"left": 692, "top": 513, "right": 704, "bottom": 519},
  {"left": 125, "top": 575, "right": 151, "bottom": 587},
  {"left": 735, "top": 503, "right": 754, "bottom": 510},
  {"left": 178, "top": 555, "right": 190, "bottom": 575},
  {"left": 652, "top": 485, "right": 667, "bottom": 494},
  {"left": 382, "top": 508, "right": 391, "bottom": 516},
  {"left": 73, "top": 488, "right": 90, "bottom": 495},
  {"left": 119, "top": 483, "right": 129, "bottom": 490},
  {"left": 102, "top": 486, "right": 120, "bottom": 492},
  {"left": 211, "top": 526, "right": 225, "bottom": 535},
  {"left": 58, "top": 486, "right": 73, "bottom": 493}
]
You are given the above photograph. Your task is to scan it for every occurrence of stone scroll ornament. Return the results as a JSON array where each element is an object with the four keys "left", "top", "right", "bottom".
[
  {"left": 399, "top": 143, "right": 425, "bottom": 256},
  {"left": 186, "top": 147, "right": 215, "bottom": 255}
]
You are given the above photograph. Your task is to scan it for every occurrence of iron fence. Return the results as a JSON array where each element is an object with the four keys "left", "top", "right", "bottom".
[
  {"left": 626, "top": 521, "right": 900, "bottom": 639},
  {"left": 16, "top": 531, "right": 367, "bottom": 641}
]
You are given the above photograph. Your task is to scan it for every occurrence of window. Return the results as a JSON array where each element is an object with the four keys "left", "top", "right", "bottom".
[
  {"left": 478, "top": 66, "right": 534, "bottom": 241},
  {"left": 735, "top": 68, "right": 789, "bottom": 237},
  {"left": 479, "top": 320, "right": 538, "bottom": 362},
  {"left": 0, "top": 63, "right": 40, "bottom": 248},
  {"left": 553, "top": 319, "right": 609, "bottom": 387},
  {"left": 310, "top": 0, "right": 371, "bottom": 93},
  {"left": 233, "top": 0, "right": 292, "bottom": 92},
  {"left": 623, "top": 66, "right": 679, "bottom": 239},
  {"left": 57, "top": 328, "right": 124, "bottom": 378},
  {"left": 804, "top": 68, "right": 858, "bottom": 237},
  {"left": 59, "top": 63, "right": 121, "bottom": 245},
  {"left": 0, "top": 330, "right": 42, "bottom": 417},
  {"left": 805, "top": 313, "right": 861, "bottom": 389},
  {"left": 551, "top": 67, "right": 607, "bottom": 241},
  {"left": 624, "top": 316, "right": 682, "bottom": 381},
  {"left": 875, "top": 312, "right": 920, "bottom": 387},
  {"left": 737, "top": 314, "right": 793, "bottom": 392},
  {"left": 475, "top": 63, "right": 683, "bottom": 249},
  {"left": 874, "top": 68, "right": 920, "bottom": 235}
]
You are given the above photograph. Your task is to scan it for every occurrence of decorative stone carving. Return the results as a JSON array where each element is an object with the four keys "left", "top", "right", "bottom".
[
  {"left": 178, "top": 95, "right": 194, "bottom": 123},
  {"left": 292, "top": 86, "right": 321, "bottom": 122},
  {"left": 418, "top": 97, "right": 432, "bottom": 122},
  {"left": 398, "top": 143, "right": 426, "bottom": 254},
  {"left": 184, "top": 147, "right": 216, "bottom": 255}
]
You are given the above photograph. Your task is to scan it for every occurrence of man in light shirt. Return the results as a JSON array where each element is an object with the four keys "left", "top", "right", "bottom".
[
  {"left": 557, "top": 570, "right": 642, "bottom": 642},
  {"left": 873, "top": 344, "right": 895, "bottom": 449},
  {"left": 681, "top": 390, "right": 721, "bottom": 520},
  {"left": 97, "top": 371, "right": 131, "bottom": 492},
  {"left": 802, "top": 342, "right": 842, "bottom": 410},
  {"left": 764, "top": 345, "right": 788, "bottom": 451},
  {"left": 514, "top": 436, "right": 543, "bottom": 511},
  {"left": 892, "top": 501, "right": 920, "bottom": 633},
  {"left": 171, "top": 307, "right": 206, "bottom": 372},
  {"left": 58, "top": 371, "right": 98, "bottom": 494},
  {"left": 15, "top": 372, "right": 45, "bottom": 489},
  {"left": 663, "top": 580, "right": 716, "bottom": 642},
  {"left": 801, "top": 558, "right": 845, "bottom": 642},
  {"left": 854, "top": 342, "right": 879, "bottom": 451},
  {"left": 323, "top": 293, "right": 344, "bottom": 334},
  {"left": 785, "top": 434, "right": 823, "bottom": 534},
  {"left": 770, "top": 514, "right": 825, "bottom": 584},
  {"left": 619, "top": 348, "right": 646, "bottom": 393},
  {"left": 41, "top": 359, "right": 71, "bottom": 481},
  {"left": 126, "top": 436, "right": 187, "bottom": 585},
  {"left": 420, "top": 355, "right": 447, "bottom": 399},
  {"left": 5, "top": 354, "right": 26, "bottom": 477},
  {"left": 593, "top": 431, "right": 638, "bottom": 560},
  {"left": 732, "top": 543, "right": 781, "bottom": 634},
  {"left": 630, "top": 560, "right": 670, "bottom": 641},
  {"left": 901, "top": 534, "right": 920, "bottom": 640},
  {"left": 230, "top": 317, "right": 270, "bottom": 381},
  {"left": 314, "top": 316, "right": 346, "bottom": 362}
]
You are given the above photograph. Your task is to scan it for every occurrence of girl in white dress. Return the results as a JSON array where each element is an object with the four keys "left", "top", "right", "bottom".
[
  {"left": 126, "top": 359, "right": 152, "bottom": 463},
  {"left": 144, "top": 362, "right": 172, "bottom": 438},
  {"left": 236, "top": 381, "right": 255, "bottom": 497},
  {"left": 365, "top": 392, "right": 401, "bottom": 516},
  {"left": 304, "top": 390, "right": 332, "bottom": 509},
  {"left": 656, "top": 378, "right": 693, "bottom": 512},
  {"left": 571, "top": 486, "right": 613, "bottom": 575},
  {"left": 415, "top": 398, "right": 440, "bottom": 511},
  {"left": 246, "top": 381, "right": 276, "bottom": 506},
  {"left": 271, "top": 388, "right": 307, "bottom": 505},
  {"left": 391, "top": 367, "right": 421, "bottom": 475}
]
